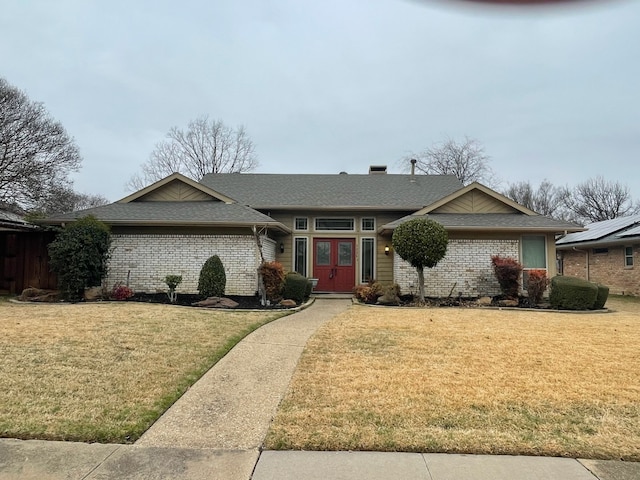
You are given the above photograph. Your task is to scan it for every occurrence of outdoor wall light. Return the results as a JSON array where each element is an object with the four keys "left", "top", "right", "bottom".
[
  {"left": 280, "top": 242, "right": 285, "bottom": 253},
  {"left": 384, "top": 245, "right": 390, "bottom": 255}
]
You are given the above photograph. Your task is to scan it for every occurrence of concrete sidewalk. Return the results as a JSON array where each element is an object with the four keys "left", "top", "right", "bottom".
[
  {"left": 253, "top": 451, "right": 640, "bottom": 480},
  {"left": 2, "top": 441, "right": 639, "bottom": 480},
  {"left": 1, "top": 298, "right": 639, "bottom": 479}
]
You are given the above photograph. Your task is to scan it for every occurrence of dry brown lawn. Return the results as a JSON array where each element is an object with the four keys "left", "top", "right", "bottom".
[
  {"left": 0, "top": 300, "right": 284, "bottom": 443},
  {"left": 265, "top": 296, "right": 640, "bottom": 460}
]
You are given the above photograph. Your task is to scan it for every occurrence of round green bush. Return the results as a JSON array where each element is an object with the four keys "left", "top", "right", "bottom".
[
  {"left": 198, "top": 255, "right": 226, "bottom": 297},
  {"left": 392, "top": 218, "right": 448, "bottom": 270},
  {"left": 282, "top": 272, "right": 309, "bottom": 304},
  {"left": 549, "top": 275, "right": 598, "bottom": 310}
]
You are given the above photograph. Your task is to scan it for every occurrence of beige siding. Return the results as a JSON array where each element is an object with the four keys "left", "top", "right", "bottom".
[
  {"left": 269, "top": 210, "right": 408, "bottom": 286},
  {"left": 137, "top": 180, "right": 216, "bottom": 202},
  {"left": 433, "top": 191, "right": 517, "bottom": 214}
]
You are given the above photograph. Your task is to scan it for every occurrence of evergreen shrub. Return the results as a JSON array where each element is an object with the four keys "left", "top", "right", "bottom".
[
  {"left": 549, "top": 275, "right": 598, "bottom": 310},
  {"left": 198, "top": 255, "right": 226, "bottom": 297}
]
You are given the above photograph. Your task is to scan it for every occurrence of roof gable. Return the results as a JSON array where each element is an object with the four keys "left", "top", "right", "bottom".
[
  {"left": 415, "top": 182, "right": 538, "bottom": 216},
  {"left": 118, "top": 173, "right": 235, "bottom": 204}
]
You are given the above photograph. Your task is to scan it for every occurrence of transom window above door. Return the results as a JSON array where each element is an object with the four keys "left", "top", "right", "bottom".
[
  {"left": 315, "top": 218, "right": 355, "bottom": 231},
  {"left": 361, "top": 218, "right": 375, "bottom": 231},
  {"left": 294, "top": 217, "right": 308, "bottom": 231}
]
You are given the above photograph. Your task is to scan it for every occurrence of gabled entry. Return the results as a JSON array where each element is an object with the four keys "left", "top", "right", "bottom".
[{"left": 313, "top": 238, "right": 355, "bottom": 292}]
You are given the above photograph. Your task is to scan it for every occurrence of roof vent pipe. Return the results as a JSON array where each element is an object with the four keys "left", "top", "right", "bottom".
[{"left": 410, "top": 158, "right": 417, "bottom": 176}]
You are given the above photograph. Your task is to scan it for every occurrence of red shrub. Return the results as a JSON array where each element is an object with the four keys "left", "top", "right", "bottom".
[
  {"left": 526, "top": 269, "right": 549, "bottom": 305},
  {"left": 111, "top": 283, "right": 133, "bottom": 300},
  {"left": 491, "top": 255, "right": 523, "bottom": 298},
  {"left": 259, "top": 261, "right": 285, "bottom": 301}
]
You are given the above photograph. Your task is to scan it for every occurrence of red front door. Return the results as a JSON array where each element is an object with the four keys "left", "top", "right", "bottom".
[{"left": 313, "top": 238, "right": 355, "bottom": 293}]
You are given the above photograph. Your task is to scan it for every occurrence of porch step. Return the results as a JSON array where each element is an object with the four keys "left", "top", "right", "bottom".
[{"left": 311, "top": 293, "right": 353, "bottom": 299}]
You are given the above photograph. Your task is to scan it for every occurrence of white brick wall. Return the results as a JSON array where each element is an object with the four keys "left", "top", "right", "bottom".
[
  {"left": 393, "top": 239, "right": 520, "bottom": 297},
  {"left": 106, "top": 234, "right": 271, "bottom": 296}
]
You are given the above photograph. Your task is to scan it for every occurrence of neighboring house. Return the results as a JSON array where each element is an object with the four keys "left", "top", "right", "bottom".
[
  {"left": 1, "top": 207, "right": 57, "bottom": 294},
  {"left": 556, "top": 215, "right": 640, "bottom": 296},
  {"left": 39, "top": 166, "right": 581, "bottom": 297}
]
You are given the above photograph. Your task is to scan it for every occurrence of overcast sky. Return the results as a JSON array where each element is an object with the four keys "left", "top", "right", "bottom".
[{"left": 2, "top": 0, "right": 638, "bottom": 202}]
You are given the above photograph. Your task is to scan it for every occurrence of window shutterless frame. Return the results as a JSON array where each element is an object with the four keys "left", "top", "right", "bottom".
[
  {"left": 314, "top": 217, "right": 355, "bottom": 232},
  {"left": 293, "top": 236, "right": 308, "bottom": 276}
]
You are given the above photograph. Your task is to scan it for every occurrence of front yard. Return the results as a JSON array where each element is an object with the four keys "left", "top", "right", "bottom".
[
  {"left": 0, "top": 300, "right": 284, "bottom": 443},
  {"left": 265, "top": 296, "right": 640, "bottom": 460}
]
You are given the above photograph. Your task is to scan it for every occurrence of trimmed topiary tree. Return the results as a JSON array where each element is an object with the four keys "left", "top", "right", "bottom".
[
  {"left": 48, "top": 215, "right": 111, "bottom": 301},
  {"left": 392, "top": 218, "right": 448, "bottom": 302},
  {"left": 198, "top": 255, "right": 226, "bottom": 298}
]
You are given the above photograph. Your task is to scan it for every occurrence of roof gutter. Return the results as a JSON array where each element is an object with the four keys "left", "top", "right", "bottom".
[
  {"left": 37, "top": 219, "right": 291, "bottom": 234},
  {"left": 379, "top": 225, "right": 582, "bottom": 235}
]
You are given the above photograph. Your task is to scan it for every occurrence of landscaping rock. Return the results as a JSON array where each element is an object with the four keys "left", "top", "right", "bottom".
[
  {"left": 84, "top": 287, "right": 103, "bottom": 301},
  {"left": 192, "top": 296, "right": 239, "bottom": 308},
  {"left": 477, "top": 296, "right": 493, "bottom": 306},
  {"left": 19, "top": 288, "right": 62, "bottom": 302},
  {"left": 279, "top": 299, "right": 297, "bottom": 307},
  {"left": 497, "top": 298, "right": 519, "bottom": 307},
  {"left": 377, "top": 292, "right": 400, "bottom": 305}
]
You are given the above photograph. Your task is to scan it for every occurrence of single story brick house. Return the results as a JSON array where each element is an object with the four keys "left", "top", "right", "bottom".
[
  {"left": 40, "top": 166, "right": 581, "bottom": 297},
  {"left": 556, "top": 215, "right": 640, "bottom": 296}
]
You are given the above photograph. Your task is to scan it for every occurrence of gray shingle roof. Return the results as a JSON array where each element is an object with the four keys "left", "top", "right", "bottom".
[
  {"left": 39, "top": 202, "right": 288, "bottom": 230},
  {"left": 556, "top": 214, "right": 640, "bottom": 248},
  {"left": 0, "top": 208, "right": 36, "bottom": 231},
  {"left": 382, "top": 213, "right": 582, "bottom": 232},
  {"left": 200, "top": 173, "right": 463, "bottom": 209}
]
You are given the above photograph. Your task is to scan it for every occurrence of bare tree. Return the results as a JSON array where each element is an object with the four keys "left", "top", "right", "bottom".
[
  {"left": 0, "top": 77, "right": 82, "bottom": 210},
  {"left": 563, "top": 176, "right": 639, "bottom": 224},
  {"left": 403, "top": 136, "right": 495, "bottom": 186},
  {"left": 30, "top": 185, "right": 109, "bottom": 216},
  {"left": 127, "top": 116, "right": 258, "bottom": 190},
  {"left": 503, "top": 179, "right": 567, "bottom": 217}
]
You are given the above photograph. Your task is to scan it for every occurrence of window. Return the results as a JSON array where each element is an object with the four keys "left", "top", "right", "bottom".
[
  {"left": 593, "top": 248, "right": 609, "bottom": 255},
  {"left": 294, "top": 217, "right": 308, "bottom": 231},
  {"left": 315, "top": 218, "right": 354, "bottom": 231},
  {"left": 522, "top": 235, "right": 546, "bottom": 269},
  {"left": 361, "top": 218, "right": 375, "bottom": 231},
  {"left": 625, "top": 246, "right": 634, "bottom": 267},
  {"left": 315, "top": 240, "right": 331, "bottom": 265},
  {"left": 294, "top": 237, "right": 308, "bottom": 276},
  {"left": 361, "top": 238, "right": 375, "bottom": 283},
  {"left": 338, "top": 241, "right": 353, "bottom": 266}
]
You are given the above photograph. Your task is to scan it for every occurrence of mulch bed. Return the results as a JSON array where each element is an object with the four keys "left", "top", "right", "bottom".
[
  {"left": 126, "top": 292, "right": 295, "bottom": 309},
  {"left": 368, "top": 294, "right": 553, "bottom": 309}
]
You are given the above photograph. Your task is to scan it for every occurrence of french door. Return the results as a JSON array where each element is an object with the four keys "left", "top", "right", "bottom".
[{"left": 313, "top": 238, "right": 355, "bottom": 292}]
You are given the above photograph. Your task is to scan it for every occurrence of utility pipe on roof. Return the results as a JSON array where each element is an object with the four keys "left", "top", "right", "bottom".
[{"left": 572, "top": 246, "right": 589, "bottom": 282}]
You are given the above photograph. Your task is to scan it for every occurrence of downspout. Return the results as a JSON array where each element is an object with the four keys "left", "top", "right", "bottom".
[{"left": 572, "top": 246, "right": 589, "bottom": 282}]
